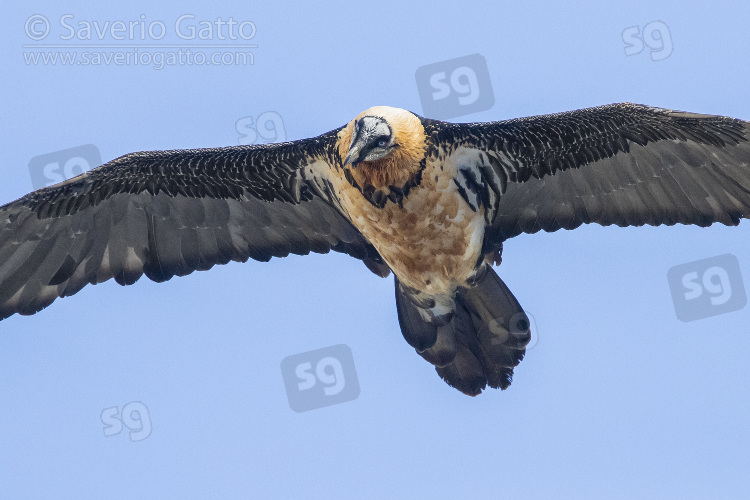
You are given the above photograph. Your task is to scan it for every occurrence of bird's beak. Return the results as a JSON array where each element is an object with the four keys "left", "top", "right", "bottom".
[{"left": 343, "top": 145, "right": 365, "bottom": 167}]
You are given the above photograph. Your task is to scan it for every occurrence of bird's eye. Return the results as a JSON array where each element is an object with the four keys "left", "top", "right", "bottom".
[{"left": 376, "top": 136, "right": 389, "bottom": 148}]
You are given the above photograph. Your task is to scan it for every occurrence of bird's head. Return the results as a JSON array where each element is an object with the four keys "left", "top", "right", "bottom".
[
  {"left": 339, "top": 106, "right": 426, "bottom": 189},
  {"left": 343, "top": 115, "right": 397, "bottom": 167}
]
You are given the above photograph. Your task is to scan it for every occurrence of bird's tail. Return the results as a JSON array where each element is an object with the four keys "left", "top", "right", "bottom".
[{"left": 395, "top": 265, "right": 531, "bottom": 396}]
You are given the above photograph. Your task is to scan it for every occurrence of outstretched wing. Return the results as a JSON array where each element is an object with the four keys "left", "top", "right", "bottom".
[
  {"left": 0, "top": 128, "right": 388, "bottom": 321},
  {"left": 426, "top": 103, "right": 750, "bottom": 245}
]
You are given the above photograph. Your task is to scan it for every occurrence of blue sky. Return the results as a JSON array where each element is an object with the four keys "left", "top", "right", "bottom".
[{"left": 1, "top": 1, "right": 749, "bottom": 498}]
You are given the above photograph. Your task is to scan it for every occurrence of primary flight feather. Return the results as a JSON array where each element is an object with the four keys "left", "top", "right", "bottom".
[{"left": 2, "top": 103, "right": 749, "bottom": 395}]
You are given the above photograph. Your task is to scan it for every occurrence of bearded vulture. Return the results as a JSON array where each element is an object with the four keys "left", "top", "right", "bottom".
[{"left": 1, "top": 103, "right": 749, "bottom": 396}]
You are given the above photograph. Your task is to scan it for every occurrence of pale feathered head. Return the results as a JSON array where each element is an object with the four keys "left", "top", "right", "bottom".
[{"left": 338, "top": 106, "right": 426, "bottom": 188}]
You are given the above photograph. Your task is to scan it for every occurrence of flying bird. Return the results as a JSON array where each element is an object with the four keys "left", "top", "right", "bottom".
[{"left": 1, "top": 103, "right": 749, "bottom": 396}]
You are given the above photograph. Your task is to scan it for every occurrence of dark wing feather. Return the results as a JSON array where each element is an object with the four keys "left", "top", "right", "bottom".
[
  {"left": 424, "top": 103, "right": 750, "bottom": 244},
  {"left": 0, "top": 128, "right": 388, "bottom": 320}
]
